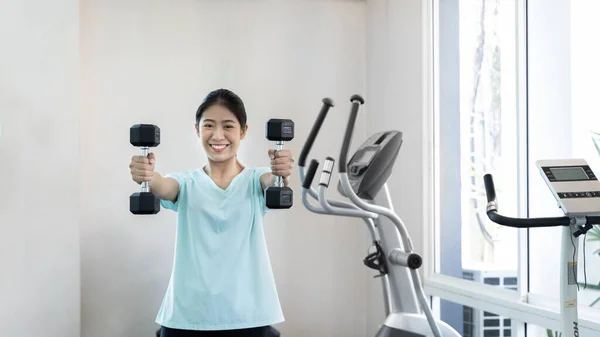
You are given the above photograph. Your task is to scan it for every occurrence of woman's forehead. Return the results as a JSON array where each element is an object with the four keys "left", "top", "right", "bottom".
[{"left": 201, "top": 105, "right": 238, "bottom": 122}]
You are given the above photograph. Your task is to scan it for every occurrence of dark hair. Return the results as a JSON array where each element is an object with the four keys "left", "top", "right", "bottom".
[{"left": 195, "top": 89, "right": 247, "bottom": 128}]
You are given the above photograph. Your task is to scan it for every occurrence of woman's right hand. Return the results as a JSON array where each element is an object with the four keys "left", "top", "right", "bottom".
[{"left": 130, "top": 153, "right": 156, "bottom": 184}]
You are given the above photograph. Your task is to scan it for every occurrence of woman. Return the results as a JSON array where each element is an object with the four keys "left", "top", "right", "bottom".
[{"left": 129, "top": 89, "right": 293, "bottom": 337}]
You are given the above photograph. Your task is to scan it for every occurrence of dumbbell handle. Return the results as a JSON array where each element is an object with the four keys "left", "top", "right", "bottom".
[
  {"left": 140, "top": 147, "right": 150, "bottom": 193},
  {"left": 275, "top": 141, "right": 284, "bottom": 187}
]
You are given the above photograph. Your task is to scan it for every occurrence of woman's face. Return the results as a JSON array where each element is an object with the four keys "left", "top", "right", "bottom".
[{"left": 196, "top": 104, "right": 247, "bottom": 163}]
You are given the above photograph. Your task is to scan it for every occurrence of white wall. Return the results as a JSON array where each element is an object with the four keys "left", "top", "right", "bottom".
[
  {"left": 1, "top": 1, "right": 432, "bottom": 336},
  {"left": 364, "top": 0, "right": 429, "bottom": 333},
  {"left": 0, "top": 0, "right": 80, "bottom": 336},
  {"left": 79, "top": 1, "right": 372, "bottom": 337}
]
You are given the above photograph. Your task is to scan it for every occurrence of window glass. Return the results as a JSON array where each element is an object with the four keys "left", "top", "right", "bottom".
[
  {"left": 435, "top": 0, "right": 523, "bottom": 292},
  {"left": 438, "top": 298, "right": 521, "bottom": 337}
]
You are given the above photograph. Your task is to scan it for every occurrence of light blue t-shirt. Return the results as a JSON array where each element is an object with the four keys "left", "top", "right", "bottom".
[{"left": 155, "top": 166, "right": 284, "bottom": 331}]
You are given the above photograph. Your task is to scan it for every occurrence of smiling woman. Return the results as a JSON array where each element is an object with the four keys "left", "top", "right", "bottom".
[
  {"left": 128, "top": 88, "right": 294, "bottom": 337},
  {"left": 195, "top": 90, "right": 250, "bottom": 189},
  {"left": 195, "top": 89, "right": 248, "bottom": 164}
]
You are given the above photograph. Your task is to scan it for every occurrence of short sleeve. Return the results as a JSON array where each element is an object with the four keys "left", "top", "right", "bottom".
[
  {"left": 159, "top": 172, "right": 187, "bottom": 212},
  {"left": 254, "top": 167, "right": 272, "bottom": 216}
]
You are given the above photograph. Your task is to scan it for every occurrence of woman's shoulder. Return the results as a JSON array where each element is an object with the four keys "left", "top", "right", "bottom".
[
  {"left": 243, "top": 167, "right": 272, "bottom": 186},
  {"left": 165, "top": 168, "right": 202, "bottom": 179},
  {"left": 162, "top": 169, "right": 207, "bottom": 186},
  {"left": 247, "top": 166, "right": 271, "bottom": 176}
]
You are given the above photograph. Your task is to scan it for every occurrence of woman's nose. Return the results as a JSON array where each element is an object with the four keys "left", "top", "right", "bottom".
[{"left": 211, "top": 126, "right": 225, "bottom": 140}]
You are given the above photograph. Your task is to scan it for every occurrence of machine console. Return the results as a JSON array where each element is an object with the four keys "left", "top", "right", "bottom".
[{"left": 536, "top": 159, "right": 600, "bottom": 216}]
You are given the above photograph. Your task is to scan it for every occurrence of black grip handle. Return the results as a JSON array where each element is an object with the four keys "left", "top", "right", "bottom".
[
  {"left": 298, "top": 98, "right": 335, "bottom": 167},
  {"left": 483, "top": 173, "right": 570, "bottom": 228},
  {"left": 483, "top": 174, "right": 496, "bottom": 203},
  {"left": 302, "top": 159, "right": 320, "bottom": 189},
  {"left": 339, "top": 95, "right": 364, "bottom": 173}
]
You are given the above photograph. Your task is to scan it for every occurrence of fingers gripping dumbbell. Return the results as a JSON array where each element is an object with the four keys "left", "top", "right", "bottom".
[
  {"left": 130, "top": 124, "right": 161, "bottom": 215},
  {"left": 265, "top": 119, "right": 294, "bottom": 209}
]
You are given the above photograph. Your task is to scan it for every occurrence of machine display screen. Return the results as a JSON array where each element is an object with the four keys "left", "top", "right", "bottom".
[
  {"left": 355, "top": 149, "right": 377, "bottom": 164},
  {"left": 549, "top": 167, "right": 589, "bottom": 181}
]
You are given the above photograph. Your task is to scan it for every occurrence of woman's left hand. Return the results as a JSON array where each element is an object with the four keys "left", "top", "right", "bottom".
[{"left": 268, "top": 149, "right": 294, "bottom": 186}]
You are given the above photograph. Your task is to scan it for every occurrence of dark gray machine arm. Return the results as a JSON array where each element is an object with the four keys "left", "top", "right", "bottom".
[
  {"left": 299, "top": 98, "right": 370, "bottom": 212},
  {"left": 299, "top": 98, "right": 334, "bottom": 167}
]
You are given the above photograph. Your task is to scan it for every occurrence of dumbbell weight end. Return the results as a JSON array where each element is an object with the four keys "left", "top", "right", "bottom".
[
  {"left": 130, "top": 192, "right": 160, "bottom": 215},
  {"left": 265, "top": 187, "right": 293, "bottom": 209}
]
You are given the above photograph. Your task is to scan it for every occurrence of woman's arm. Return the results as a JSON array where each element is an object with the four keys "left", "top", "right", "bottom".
[{"left": 149, "top": 172, "right": 180, "bottom": 202}]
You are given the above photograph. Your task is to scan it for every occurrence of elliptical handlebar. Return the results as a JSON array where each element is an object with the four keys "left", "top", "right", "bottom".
[
  {"left": 298, "top": 98, "right": 335, "bottom": 168},
  {"left": 299, "top": 97, "right": 377, "bottom": 217},
  {"left": 302, "top": 159, "right": 320, "bottom": 189},
  {"left": 339, "top": 95, "right": 364, "bottom": 173}
]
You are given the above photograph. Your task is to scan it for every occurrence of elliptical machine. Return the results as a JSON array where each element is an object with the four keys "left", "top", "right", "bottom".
[{"left": 298, "top": 95, "right": 461, "bottom": 337}]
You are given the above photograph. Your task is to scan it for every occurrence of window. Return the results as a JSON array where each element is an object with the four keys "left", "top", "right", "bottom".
[
  {"left": 426, "top": 0, "right": 600, "bottom": 334},
  {"left": 434, "top": 297, "right": 520, "bottom": 337},
  {"left": 432, "top": 0, "right": 524, "bottom": 328}
]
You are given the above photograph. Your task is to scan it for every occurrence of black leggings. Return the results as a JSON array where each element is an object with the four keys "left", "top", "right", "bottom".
[{"left": 158, "top": 325, "right": 279, "bottom": 337}]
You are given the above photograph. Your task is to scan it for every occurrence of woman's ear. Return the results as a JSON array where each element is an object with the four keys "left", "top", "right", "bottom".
[
  {"left": 195, "top": 123, "right": 200, "bottom": 137},
  {"left": 240, "top": 124, "right": 249, "bottom": 139}
]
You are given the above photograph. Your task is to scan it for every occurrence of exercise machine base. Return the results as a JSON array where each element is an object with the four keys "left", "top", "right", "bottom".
[{"left": 376, "top": 313, "right": 460, "bottom": 337}]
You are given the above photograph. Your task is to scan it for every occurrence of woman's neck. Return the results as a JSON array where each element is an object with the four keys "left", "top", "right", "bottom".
[{"left": 203, "top": 157, "right": 244, "bottom": 178}]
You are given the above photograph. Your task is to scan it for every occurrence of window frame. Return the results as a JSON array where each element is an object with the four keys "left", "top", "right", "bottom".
[{"left": 421, "top": 0, "right": 600, "bottom": 333}]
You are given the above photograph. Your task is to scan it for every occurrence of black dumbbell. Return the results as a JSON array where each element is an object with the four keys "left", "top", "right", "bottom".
[
  {"left": 265, "top": 118, "right": 294, "bottom": 209},
  {"left": 130, "top": 124, "right": 161, "bottom": 215}
]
